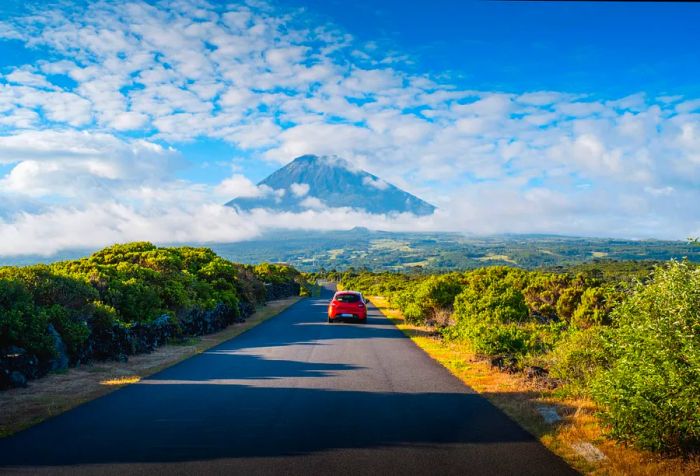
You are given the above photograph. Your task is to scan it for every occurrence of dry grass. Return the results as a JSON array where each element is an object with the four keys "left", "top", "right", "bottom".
[
  {"left": 0, "top": 296, "right": 301, "bottom": 438},
  {"left": 370, "top": 295, "right": 700, "bottom": 476}
]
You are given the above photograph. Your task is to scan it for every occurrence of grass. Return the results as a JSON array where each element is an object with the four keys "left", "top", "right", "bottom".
[
  {"left": 0, "top": 296, "right": 302, "bottom": 438},
  {"left": 370, "top": 295, "right": 700, "bottom": 476},
  {"left": 476, "top": 254, "right": 518, "bottom": 264},
  {"left": 369, "top": 239, "right": 413, "bottom": 252},
  {"left": 328, "top": 248, "right": 345, "bottom": 259}
]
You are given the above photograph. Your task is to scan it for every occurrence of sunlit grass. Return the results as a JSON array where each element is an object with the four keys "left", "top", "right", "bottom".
[
  {"left": 475, "top": 253, "right": 518, "bottom": 264},
  {"left": 100, "top": 375, "right": 141, "bottom": 386}
]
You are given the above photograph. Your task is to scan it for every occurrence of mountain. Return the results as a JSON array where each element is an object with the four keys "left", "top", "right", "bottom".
[{"left": 225, "top": 155, "right": 436, "bottom": 215}]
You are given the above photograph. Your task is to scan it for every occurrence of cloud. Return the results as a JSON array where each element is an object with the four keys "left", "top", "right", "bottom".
[
  {"left": 215, "top": 174, "right": 263, "bottom": 199},
  {"left": 362, "top": 176, "right": 389, "bottom": 190},
  {"left": 299, "top": 196, "right": 325, "bottom": 210},
  {"left": 290, "top": 182, "right": 310, "bottom": 197},
  {"left": 0, "top": 0, "right": 697, "bottom": 256},
  {"left": 0, "top": 130, "right": 183, "bottom": 208},
  {"left": 5, "top": 69, "right": 56, "bottom": 89},
  {"left": 0, "top": 203, "right": 260, "bottom": 256}
]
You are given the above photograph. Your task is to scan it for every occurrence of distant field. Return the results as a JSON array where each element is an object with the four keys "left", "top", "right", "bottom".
[
  {"left": 207, "top": 230, "right": 700, "bottom": 271},
  {"left": 2, "top": 229, "right": 699, "bottom": 271}
]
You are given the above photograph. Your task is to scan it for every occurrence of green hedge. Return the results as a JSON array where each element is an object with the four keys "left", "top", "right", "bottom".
[{"left": 1, "top": 243, "right": 304, "bottom": 384}]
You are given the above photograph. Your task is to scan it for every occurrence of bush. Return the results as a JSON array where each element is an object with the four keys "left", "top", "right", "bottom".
[
  {"left": 461, "top": 322, "right": 532, "bottom": 356},
  {"left": 0, "top": 243, "right": 304, "bottom": 389},
  {"left": 453, "top": 280, "right": 529, "bottom": 326},
  {"left": 593, "top": 261, "right": 700, "bottom": 453},
  {"left": 0, "top": 278, "right": 54, "bottom": 360},
  {"left": 549, "top": 326, "right": 611, "bottom": 394},
  {"left": 571, "top": 285, "right": 621, "bottom": 328}
]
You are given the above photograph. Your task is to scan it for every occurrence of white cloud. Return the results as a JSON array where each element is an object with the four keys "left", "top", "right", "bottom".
[
  {"left": 362, "top": 176, "right": 389, "bottom": 190},
  {"left": 215, "top": 174, "right": 263, "bottom": 199},
  {"left": 0, "top": 0, "right": 697, "bottom": 256},
  {"left": 0, "top": 203, "right": 260, "bottom": 256},
  {"left": 290, "top": 182, "right": 310, "bottom": 197},
  {"left": 0, "top": 130, "right": 180, "bottom": 203},
  {"left": 5, "top": 69, "right": 56, "bottom": 89},
  {"left": 299, "top": 196, "right": 325, "bottom": 209},
  {"left": 109, "top": 111, "right": 149, "bottom": 131}
]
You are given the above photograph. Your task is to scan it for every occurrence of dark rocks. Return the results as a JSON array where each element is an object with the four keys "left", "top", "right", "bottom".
[
  {"left": 490, "top": 355, "right": 519, "bottom": 373},
  {"left": 264, "top": 282, "right": 300, "bottom": 301},
  {"left": 525, "top": 366, "right": 560, "bottom": 389},
  {"left": 129, "top": 314, "right": 176, "bottom": 354},
  {"left": 180, "top": 304, "right": 235, "bottom": 337},
  {"left": 10, "top": 371, "right": 27, "bottom": 388},
  {"left": 47, "top": 324, "right": 69, "bottom": 372},
  {"left": 88, "top": 322, "right": 133, "bottom": 361},
  {"left": 89, "top": 314, "right": 177, "bottom": 359},
  {"left": 0, "top": 366, "right": 11, "bottom": 390},
  {"left": 0, "top": 346, "right": 40, "bottom": 390},
  {"left": 238, "top": 301, "right": 255, "bottom": 321},
  {"left": 525, "top": 366, "right": 549, "bottom": 379}
]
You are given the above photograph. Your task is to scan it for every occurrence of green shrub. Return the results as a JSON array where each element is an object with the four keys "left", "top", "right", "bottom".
[
  {"left": 593, "top": 261, "right": 700, "bottom": 453},
  {"left": 549, "top": 326, "right": 611, "bottom": 394},
  {"left": 464, "top": 322, "right": 532, "bottom": 356},
  {"left": 523, "top": 273, "right": 570, "bottom": 320},
  {"left": 0, "top": 278, "right": 54, "bottom": 359},
  {"left": 448, "top": 276, "right": 536, "bottom": 360},
  {"left": 253, "top": 263, "right": 300, "bottom": 285},
  {"left": 389, "top": 274, "right": 464, "bottom": 324},
  {"left": 571, "top": 285, "right": 621, "bottom": 328},
  {"left": 0, "top": 265, "right": 98, "bottom": 310},
  {"left": 453, "top": 280, "right": 529, "bottom": 325}
]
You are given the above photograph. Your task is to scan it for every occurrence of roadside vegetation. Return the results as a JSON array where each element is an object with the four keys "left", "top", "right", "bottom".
[
  {"left": 334, "top": 260, "right": 700, "bottom": 459},
  {"left": 0, "top": 242, "right": 308, "bottom": 390}
]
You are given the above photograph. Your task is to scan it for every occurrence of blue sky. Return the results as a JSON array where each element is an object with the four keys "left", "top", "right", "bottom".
[
  {"left": 283, "top": 0, "right": 700, "bottom": 97},
  {"left": 0, "top": 0, "right": 699, "bottom": 255}
]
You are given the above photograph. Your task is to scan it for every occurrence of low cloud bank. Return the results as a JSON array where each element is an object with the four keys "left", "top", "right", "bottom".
[{"left": 2, "top": 192, "right": 697, "bottom": 257}]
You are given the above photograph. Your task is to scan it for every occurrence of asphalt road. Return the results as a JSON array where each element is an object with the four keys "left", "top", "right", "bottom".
[{"left": 0, "top": 287, "right": 577, "bottom": 475}]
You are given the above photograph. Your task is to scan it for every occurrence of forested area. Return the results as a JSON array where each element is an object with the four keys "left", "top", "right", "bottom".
[
  {"left": 336, "top": 261, "right": 700, "bottom": 455},
  {"left": 0, "top": 242, "right": 307, "bottom": 390}
]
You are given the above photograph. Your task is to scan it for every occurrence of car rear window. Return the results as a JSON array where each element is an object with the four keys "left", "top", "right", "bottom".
[{"left": 335, "top": 293, "right": 361, "bottom": 303}]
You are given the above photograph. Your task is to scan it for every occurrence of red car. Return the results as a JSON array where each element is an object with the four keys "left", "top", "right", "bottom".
[{"left": 328, "top": 291, "right": 367, "bottom": 324}]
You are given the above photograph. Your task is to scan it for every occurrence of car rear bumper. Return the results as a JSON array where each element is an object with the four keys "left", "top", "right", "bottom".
[{"left": 328, "top": 311, "right": 367, "bottom": 320}]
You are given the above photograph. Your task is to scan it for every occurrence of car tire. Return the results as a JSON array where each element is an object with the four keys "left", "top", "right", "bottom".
[{"left": 328, "top": 317, "right": 334, "bottom": 323}]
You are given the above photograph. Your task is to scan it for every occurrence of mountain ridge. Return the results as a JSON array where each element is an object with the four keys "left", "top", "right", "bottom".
[{"left": 226, "top": 154, "right": 436, "bottom": 216}]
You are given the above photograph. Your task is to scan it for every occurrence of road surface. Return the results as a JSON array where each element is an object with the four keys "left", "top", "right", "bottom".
[{"left": 0, "top": 287, "right": 576, "bottom": 475}]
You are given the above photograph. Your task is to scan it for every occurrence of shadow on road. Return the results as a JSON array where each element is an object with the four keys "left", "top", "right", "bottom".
[
  {"left": 146, "top": 352, "right": 363, "bottom": 381},
  {"left": 0, "top": 383, "right": 547, "bottom": 467}
]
